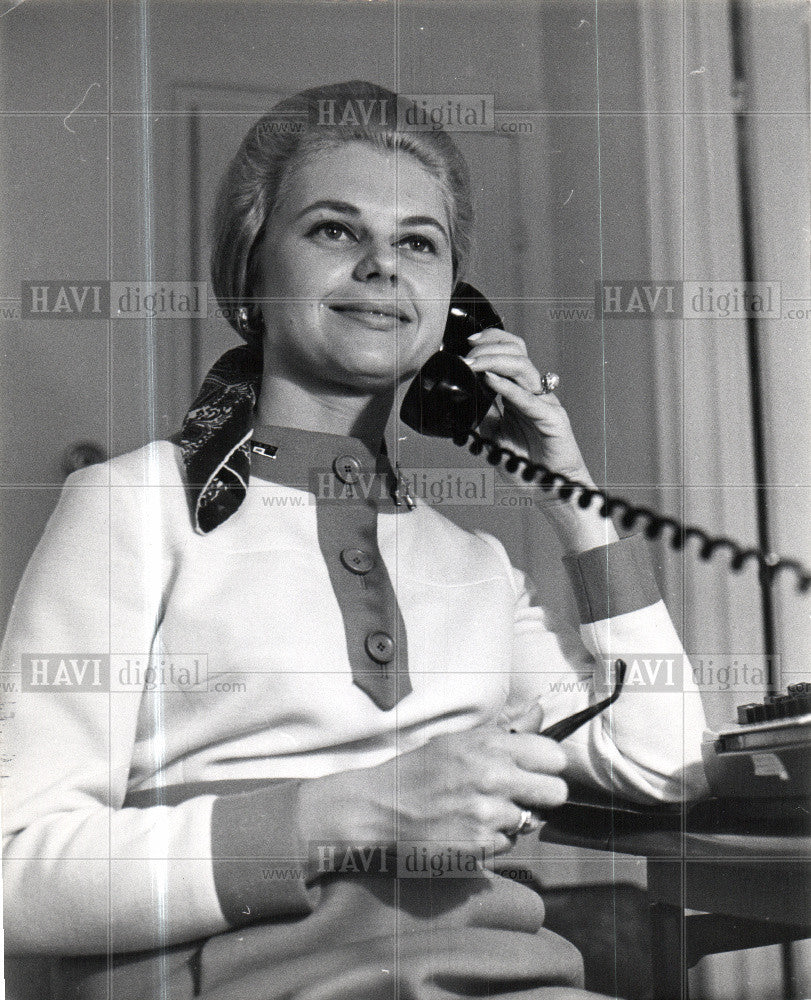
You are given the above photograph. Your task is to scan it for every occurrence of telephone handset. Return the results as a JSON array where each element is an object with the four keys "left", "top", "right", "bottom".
[
  {"left": 399, "top": 282, "right": 502, "bottom": 438},
  {"left": 398, "top": 283, "right": 810, "bottom": 592}
]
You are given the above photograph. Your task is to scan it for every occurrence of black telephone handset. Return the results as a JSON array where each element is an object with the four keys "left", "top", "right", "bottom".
[
  {"left": 400, "top": 282, "right": 503, "bottom": 438},
  {"left": 399, "top": 287, "right": 810, "bottom": 593}
]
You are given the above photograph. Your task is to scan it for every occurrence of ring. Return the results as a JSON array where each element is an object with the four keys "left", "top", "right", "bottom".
[
  {"left": 536, "top": 372, "right": 560, "bottom": 395},
  {"left": 511, "top": 808, "right": 540, "bottom": 837}
]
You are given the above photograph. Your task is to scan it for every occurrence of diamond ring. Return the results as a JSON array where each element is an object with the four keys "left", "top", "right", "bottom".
[{"left": 536, "top": 372, "right": 560, "bottom": 395}]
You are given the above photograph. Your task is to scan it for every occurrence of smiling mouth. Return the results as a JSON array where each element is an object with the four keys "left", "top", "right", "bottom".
[{"left": 329, "top": 303, "right": 413, "bottom": 323}]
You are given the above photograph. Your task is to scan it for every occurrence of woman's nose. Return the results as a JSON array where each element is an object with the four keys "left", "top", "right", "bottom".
[{"left": 352, "top": 242, "right": 398, "bottom": 284}]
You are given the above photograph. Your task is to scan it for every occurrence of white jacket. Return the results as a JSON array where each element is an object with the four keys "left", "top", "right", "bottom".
[{"left": 1, "top": 434, "right": 707, "bottom": 954}]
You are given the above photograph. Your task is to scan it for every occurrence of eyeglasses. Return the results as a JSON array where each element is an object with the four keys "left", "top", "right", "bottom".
[{"left": 508, "top": 659, "right": 627, "bottom": 742}]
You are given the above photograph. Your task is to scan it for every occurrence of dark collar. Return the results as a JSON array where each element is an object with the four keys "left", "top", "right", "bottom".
[
  {"left": 178, "top": 345, "right": 411, "bottom": 533},
  {"left": 251, "top": 422, "right": 393, "bottom": 491}
]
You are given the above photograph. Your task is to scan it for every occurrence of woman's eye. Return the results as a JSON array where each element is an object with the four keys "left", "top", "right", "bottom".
[
  {"left": 399, "top": 234, "right": 437, "bottom": 255},
  {"left": 309, "top": 221, "right": 353, "bottom": 242}
]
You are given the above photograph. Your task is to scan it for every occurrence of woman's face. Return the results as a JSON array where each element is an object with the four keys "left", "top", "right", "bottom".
[{"left": 253, "top": 141, "right": 455, "bottom": 392}]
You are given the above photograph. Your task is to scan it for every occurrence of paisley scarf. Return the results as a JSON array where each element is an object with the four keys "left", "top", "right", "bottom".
[{"left": 178, "top": 345, "right": 263, "bottom": 534}]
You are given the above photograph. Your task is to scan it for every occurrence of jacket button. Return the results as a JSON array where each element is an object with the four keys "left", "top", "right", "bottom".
[
  {"left": 341, "top": 548, "right": 374, "bottom": 574},
  {"left": 365, "top": 631, "right": 395, "bottom": 664},
  {"left": 333, "top": 454, "right": 362, "bottom": 484}
]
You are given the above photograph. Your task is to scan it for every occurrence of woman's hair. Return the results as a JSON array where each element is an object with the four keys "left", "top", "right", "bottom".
[{"left": 210, "top": 80, "right": 474, "bottom": 344}]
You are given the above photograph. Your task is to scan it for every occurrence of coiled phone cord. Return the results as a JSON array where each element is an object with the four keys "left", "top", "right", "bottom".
[{"left": 451, "top": 427, "right": 811, "bottom": 595}]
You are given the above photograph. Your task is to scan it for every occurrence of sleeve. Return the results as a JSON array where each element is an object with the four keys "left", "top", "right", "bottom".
[
  {"left": 477, "top": 531, "right": 709, "bottom": 803},
  {"left": 0, "top": 457, "right": 315, "bottom": 956}
]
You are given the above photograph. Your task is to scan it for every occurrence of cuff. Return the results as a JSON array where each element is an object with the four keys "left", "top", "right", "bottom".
[
  {"left": 211, "top": 778, "right": 316, "bottom": 926},
  {"left": 562, "top": 533, "right": 660, "bottom": 624}
]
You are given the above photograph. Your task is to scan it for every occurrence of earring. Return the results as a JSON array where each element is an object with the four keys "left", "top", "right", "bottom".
[{"left": 237, "top": 305, "right": 264, "bottom": 337}]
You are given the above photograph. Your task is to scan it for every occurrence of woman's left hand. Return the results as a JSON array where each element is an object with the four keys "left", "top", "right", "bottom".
[
  {"left": 465, "top": 327, "right": 619, "bottom": 553},
  {"left": 465, "top": 326, "right": 594, "bottom": 491}
]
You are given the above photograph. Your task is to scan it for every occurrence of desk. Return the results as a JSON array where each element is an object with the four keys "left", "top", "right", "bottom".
[{"left": 539, "top": 790, "right": 811, "bottom": 1000}]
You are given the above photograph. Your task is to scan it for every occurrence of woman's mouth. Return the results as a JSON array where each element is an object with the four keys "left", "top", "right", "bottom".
[{"left": 328, "top": 301, "right": 414, "bottom": 331}]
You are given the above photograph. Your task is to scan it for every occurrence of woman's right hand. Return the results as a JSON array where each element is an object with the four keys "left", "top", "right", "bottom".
[{"left": 298, "top": 725, "right": 568, "bottom": 858}]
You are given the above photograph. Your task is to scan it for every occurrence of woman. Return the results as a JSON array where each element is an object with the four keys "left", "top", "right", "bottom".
[{"left": 1, "top": 81, "right": 707, "bottom": 999}]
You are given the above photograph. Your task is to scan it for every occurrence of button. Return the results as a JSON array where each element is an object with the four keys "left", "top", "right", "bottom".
[
  {"left": 341, "top": 548, "right": 374, "bottom": 574},
  {"left": 333, "top": 454, "right": 362, "bottom": 484},
  {"left": 365, "top": 631, "right": 395, "bottom": 664}
]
